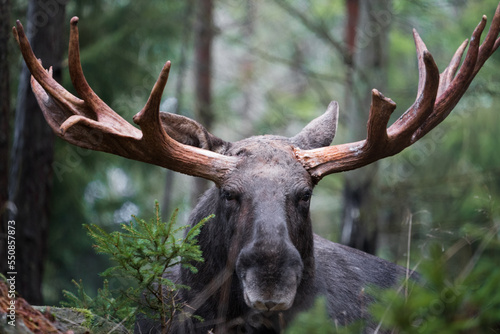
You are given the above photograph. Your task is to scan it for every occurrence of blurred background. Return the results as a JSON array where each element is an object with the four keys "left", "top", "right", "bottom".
[{"left": 1, "top": 0, "right": 499, "bottom": 307}]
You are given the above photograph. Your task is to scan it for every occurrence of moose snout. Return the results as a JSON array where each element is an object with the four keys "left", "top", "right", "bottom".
[
  {"left": 236, "top": 240, "right": 304, "bottom": 312},
  {"left": 241, "top": 267, "right": 300, "bottom": 312}
]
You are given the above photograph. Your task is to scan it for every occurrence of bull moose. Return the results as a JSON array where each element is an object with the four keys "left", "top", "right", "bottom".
[{"left": 13, "top": 3, "right": 500, "bottom": 333}]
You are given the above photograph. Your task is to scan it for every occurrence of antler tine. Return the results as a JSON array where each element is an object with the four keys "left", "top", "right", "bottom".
[
  {"left": 296, "top": 4, "right": 500, "bottom": 182},
  {"left": 387, "top": 48, "right": 440, "bottom": 143},
  {"left": 13, "top": 17, "right": 238, "bottom": 185},
  {"left": 13, "top": 20, "right": 86, "bottom": 119},
  {"left": 438, "top": 39, "right": 468, "bottom": 96},
  {"left": 413, "top": 29, "right": 430, "bottom": 99},
  {"left": 413, "top": 10, "right": 492, "bottom": 142},
  {"left": 133, "top": 61, "right": 171, "bottom": 141},
  {"left": 365, "top": 90, "right": 396, "bottom": 147},
  {"left": 476, "top": 4, "right": 500, "bottom": 74},
  {"left": 68, "top": 17, "right": 108, "bottom": 119}
]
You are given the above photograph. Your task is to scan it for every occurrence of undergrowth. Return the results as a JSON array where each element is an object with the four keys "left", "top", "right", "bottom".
[
  {"left": 62, "top": 201, "right": 212, "bottom": 333},
  {"left": 286, "top": 221, "right": 500, "bottom": 333},
  {"left": 62, "top": 201, "right": 500, "bottom": 333}
]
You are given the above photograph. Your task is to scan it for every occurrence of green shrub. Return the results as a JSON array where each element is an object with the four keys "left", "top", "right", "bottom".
[{"left": 62, "top": 201, "right": 212, "bottom": 333}]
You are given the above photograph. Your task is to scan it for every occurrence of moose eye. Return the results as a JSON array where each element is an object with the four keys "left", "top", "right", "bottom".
[
  {"left": 299, "top": 190, "right": 312, "bottom": 203},
  {"left": 222, "top": 189, "right": 238, "bottom": 202}
]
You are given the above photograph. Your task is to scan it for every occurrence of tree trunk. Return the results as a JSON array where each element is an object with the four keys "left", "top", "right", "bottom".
[
  {"left": 341, "top": 0, "right": 392, "bottom": 254},
  {"left": 0, "top": 0, "right": 11, "bottom": 275},
  {"left": 238, "top": 0, "right": 257, "bottom": 138},
  {"left": 9, "top": 0, "right": 66, "bottom": 304},
  {"left": 191, "top": 0, "right": 215, "bottom": 206}
]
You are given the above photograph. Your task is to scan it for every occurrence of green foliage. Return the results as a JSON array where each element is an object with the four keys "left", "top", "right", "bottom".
[
  {"left": 371, "top": 223, "right": 500, "bottom": 333},
  {"left": 286, "top": 297, "right": 364, "bottom": 334},
  {"left": 62, "top": 201, "right": 212, "bottom": 332},
  {"left": 62, "top": 279, "right": 135, "bottom": 329},
  {"left": 286, "top": 222, "right": 500, "bottom": 333}
]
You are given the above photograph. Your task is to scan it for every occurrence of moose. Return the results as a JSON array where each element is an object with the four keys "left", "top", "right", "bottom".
[{"left": 13, "top": 4, "right": 500, "bottom": 333}]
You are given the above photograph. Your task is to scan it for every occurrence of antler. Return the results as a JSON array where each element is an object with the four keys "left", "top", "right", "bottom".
[
  {"left": 12, "top": 17, "right": 238, "bottom": 185},
  {"left": 296, "top": 4, "right": 500, "bottom": 183}
]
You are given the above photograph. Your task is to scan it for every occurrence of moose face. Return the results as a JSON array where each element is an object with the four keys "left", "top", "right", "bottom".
[
  {"left": 219, "top": 136, "right": 315, "bottom": 312},
  {"left": 181, "top": 106, "right": 337, "bottom": 317}
]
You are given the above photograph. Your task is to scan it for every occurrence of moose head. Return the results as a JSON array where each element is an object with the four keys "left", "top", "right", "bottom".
[{"left": 13, "top": 4, "right": 500, "bottom": 333}]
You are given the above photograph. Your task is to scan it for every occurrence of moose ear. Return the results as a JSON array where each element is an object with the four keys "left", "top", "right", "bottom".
[
  {"left": 160, "top": 112, "right": 231, "bottom": 154},
  {"left": 290, "top": 101, "right": 339, "bottom": 150}
]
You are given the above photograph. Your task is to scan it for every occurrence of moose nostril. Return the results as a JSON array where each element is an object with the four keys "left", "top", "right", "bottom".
[
  {"left": 251, "top": 300, "right": 288, "bottom": 312},
  {"left": 265, "top": 301, "right": 277, "bottom": 310},
  {"left": 252, "top": 300, "right": 267, "bottom": 311}
]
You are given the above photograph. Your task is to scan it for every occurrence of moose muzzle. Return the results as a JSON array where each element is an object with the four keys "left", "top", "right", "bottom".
[{"left": 236, "top": 237, "right": 304, "bottom": 312}]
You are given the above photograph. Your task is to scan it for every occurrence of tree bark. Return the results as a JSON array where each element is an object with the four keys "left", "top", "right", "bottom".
[
  {"left": 192, "top": 0, "right": 215, "bottom": 206},
  {"left": 9, "top": 0, "right": 66, "bottom": 304},
  {"left": 341, "top": 0, "right": 392, "bottom": 254},
  {"left": 0, "top": 0, "right": 11, "bottom": 275}
]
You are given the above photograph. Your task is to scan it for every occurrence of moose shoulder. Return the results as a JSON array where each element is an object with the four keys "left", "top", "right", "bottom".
[{"left": 13, "top": 3, "right": 500, "bottom": 333}]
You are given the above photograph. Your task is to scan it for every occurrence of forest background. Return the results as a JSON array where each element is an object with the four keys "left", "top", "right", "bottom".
[{"left": 1, "top": 0, "right": 499, "bottom": 311}]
